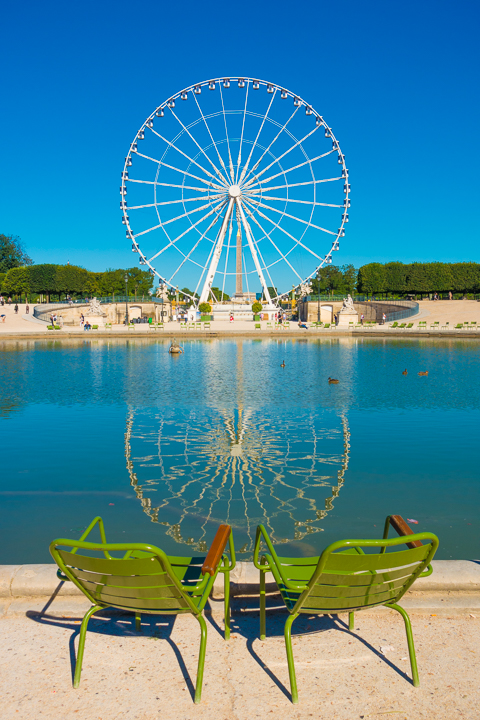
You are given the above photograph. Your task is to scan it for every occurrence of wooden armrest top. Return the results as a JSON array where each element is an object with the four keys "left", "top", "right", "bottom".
[
  {"left": 201, "top": 524, "right": 231, "bottom": 576},
  {"left": 389, "top": 514, "right": 423, "bottom": 549}
]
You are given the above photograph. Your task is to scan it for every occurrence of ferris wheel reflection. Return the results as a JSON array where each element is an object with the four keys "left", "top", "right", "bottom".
[{"left": 125, "top": 410, "right": 350, "bottom": 556}]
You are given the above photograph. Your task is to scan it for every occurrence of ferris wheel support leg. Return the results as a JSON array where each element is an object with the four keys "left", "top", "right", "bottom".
[
  {"left": 236, "top": 200, "right": 275, "bottom": 308},
  {"left": 199, "top": 198, "right": 235, "bottom": 306}
]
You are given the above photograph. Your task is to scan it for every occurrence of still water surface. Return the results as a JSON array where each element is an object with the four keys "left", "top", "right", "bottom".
[{"left": 0, "top": 337, "right": 479, "bottom": 563}]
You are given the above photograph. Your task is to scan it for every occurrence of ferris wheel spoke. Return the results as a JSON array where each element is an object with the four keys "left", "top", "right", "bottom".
[
  {"left": 241, "top": 213, "right": 280, "bottom": 295},
  {"left": 238, "top": 88, "right": 277, "bottom": 185},
  {"left": 241, "top": 105, "right": 300, "bottom": 186},
  {"left": 237, "top": 200, "right": 273, "bottom": 304},
  {"left": 192, "top": 94, "right": 229, "bottom": 179},
  {"left": 235, "top": 83, "right": 250, "bottom": 184},
  {"left": 219, "top": 84, "right": 235, "bottom": 183},
  {"left": 242, "top": 203, "right": 304, "bottom": 281},
  {"left": 160, "top": 200, "right": 225, "bottom": 228},
  {"left": 250, "top": 195, "right": 343, "bottom": 208},
  {"left": 167, "top": 213, "right": 222, "bottom": 284},
  {"left": 136, "top": 153, "right": 224, "bottom": 190},
  {"left": 250, "top": 154, "right": 338, "bottom": 189},
  {"left": 146, "top": 200, "right": 227, "bottom": 263},
  {"left": 247, "top": 198, "right": 336, "bottom": 236},
  {"left": 221, "top": 215, "right": 234, "bottom": 300},
  {"left": 243, "top": 124, "right": 322, "bottom": 188},
  {"left": 249, "top": 176, "right": 341, "bottom": 193},
  {"left": 128, "top": 178, "right": 219, "bottom": 193},
  {"left": 149, "top": 127, "right": 224, "bottom": 186},
  {"left": 168, "top": 107, "right": 229, "bottom": 186},
  {"left": 128, "top": 194, "right": 223, "bottom": 211},
  {"left": 198, "top": 198, "right": 236, "bottom": 304},
  {"left": 242, "top": 197, "right": 324, "bottom": 261}
]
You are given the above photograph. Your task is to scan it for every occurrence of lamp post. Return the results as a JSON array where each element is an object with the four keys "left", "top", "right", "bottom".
[{"left": 124, "top": 273, "right": 128, "bottom": 325}]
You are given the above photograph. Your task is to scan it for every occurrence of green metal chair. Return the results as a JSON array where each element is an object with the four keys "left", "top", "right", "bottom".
[
  {"left": 254, "top": 323, "right": 261, "bottom": 330},
  {"left": 254, "top": 515, "right": 438, "bottom": 704},
  {"left": 50, "top": 517, "right": 235, "bottom": 703}
]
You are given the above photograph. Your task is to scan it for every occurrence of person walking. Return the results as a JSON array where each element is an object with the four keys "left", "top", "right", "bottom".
[
  {"left": 8, "top": 297, "right": 12, "bottom": 305},
  {"left": 25, "top": 304, "right": 29, "bottom": 314},
  {"left": 14, "top": 303, "right": 19, "bottom": 314},
  {"left": 360, "top": 313, "right": 364, "bottom": 325},
  {"left": 382, "top": 312, "right": 386, "bottom": 324}
]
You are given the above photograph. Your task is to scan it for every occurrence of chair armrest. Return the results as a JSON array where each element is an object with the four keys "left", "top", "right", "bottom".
[
  {"left": 388, "top": 514, "right": 423, "bottom": 549},
  {"left": 201, "top": 524, "right": 232, "bottom": 576}
]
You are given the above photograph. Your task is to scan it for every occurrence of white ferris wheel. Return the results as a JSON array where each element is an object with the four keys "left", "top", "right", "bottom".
[{"left": 120, "top": 77, "right": 350, "bottom": 306}]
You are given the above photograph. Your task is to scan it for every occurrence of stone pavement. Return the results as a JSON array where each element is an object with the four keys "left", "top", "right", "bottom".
[{"left": 0, "top": 606, "right": 478, "bottom": 720}]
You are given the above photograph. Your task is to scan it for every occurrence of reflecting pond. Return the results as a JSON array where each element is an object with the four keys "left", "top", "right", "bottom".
[{"left": 0, "top": 336, "right": 479, "bottom": 563}]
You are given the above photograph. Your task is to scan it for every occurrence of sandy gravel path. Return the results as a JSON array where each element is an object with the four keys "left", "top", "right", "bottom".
[{"left": 0, "top": 609, "right": 478, "bottom": 719}]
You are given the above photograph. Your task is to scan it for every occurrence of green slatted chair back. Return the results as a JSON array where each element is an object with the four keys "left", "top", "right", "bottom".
[
  {"left": 51, "top": 542, "right": 199, "bottom": 615},
  {"left": 293, "top": 536, "right": 437, "bottom": 615}
]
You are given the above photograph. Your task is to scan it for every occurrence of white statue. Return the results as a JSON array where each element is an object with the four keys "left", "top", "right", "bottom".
[
  {"left": 339, "top": 294, "right": 356, "bottom": 315},
  {"left": 85, "top": 297, "right": 106, "bottom": 317}
]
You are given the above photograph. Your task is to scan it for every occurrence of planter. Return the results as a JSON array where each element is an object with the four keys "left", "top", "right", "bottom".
[
  {"left": 254, "top": 314, "right": 261, "bottom": 321},
  {"left": 200, "top": 315, "right": 213, "bottom": 321}
]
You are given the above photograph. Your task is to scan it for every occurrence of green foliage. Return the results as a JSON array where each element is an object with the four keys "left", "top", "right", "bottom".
[
  {"left": 209, "top": 286, "right": 229, "bottom": 301},
  {"left": 311, "top": 264, "right": 357, "bottom": 296},
  {"left": 28, "top": 264, "right": 58, "bottom": 298},
  {"left": 357, "top": 261, "right": 480, "bottom": 296},
  {"left": 199, "top": 302, "right": 212, "bottom": 314},
  {"left": 251, "top": 301, "right": 263, "bottom": 314},
  {"left": 1, "top": 267, "right": 30, "bottom": 296},
  {"left": 0, "top": 234, "right": 32, "bottom": 273},
  {"left": 263, "top": 286, "right": 278, "bottom": 301},
  {"left": 24, "top": 264, "right": 154, "bottom": 299}
]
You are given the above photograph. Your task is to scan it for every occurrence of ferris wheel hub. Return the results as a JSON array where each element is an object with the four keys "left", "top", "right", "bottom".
[{"left": 228, "top": 184, "right": 242, "bottom": 199}]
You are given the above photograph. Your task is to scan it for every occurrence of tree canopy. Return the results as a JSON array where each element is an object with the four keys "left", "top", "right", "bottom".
[{"left": 0, "top": 234, "right": 32, "bottom": 273}]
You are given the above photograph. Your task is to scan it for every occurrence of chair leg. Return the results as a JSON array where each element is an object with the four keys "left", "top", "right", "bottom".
[
  {"left": 224, "top": 563, "right": 230, "bottom": 640},
  {"left": 194, "top": 614, "right": 208, "bottom": 704},
  {"left": 135, "top": 612, "right": 141, "bottom": 632},
  {"left": 260, "top": 560, "right": 267, "bottom": 640},
  {"left": 349, "top": 611, "right": 355, "bottom": 631},
  {"left": 387, "top": 603, "right": 419, "bottom": 687},
  {"left": 284, "top": 612, "right": 300, "bottom": 704},
  {"left": 74, "top": 604, "right": 102, "bottom": 688}
]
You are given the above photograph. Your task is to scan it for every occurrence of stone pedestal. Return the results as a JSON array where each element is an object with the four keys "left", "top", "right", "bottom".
[
  {"left": 337, "top": 311, "right": 358, "bottom": 327},
  {"left": 85, "top": 314, "right": 106, "bottom": 327}
]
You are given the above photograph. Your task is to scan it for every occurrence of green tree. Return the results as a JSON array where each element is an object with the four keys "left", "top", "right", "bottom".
[
  {"left": 199, "top": 302, "right": 212, "bottom": 314},
  {"left": 252, "top": 301, "right": 262, "bottom": 314},
  {"left": 450, "top": 262, "right": 480, "bottom": 295},
  {"left": 384, "top": 262, "right": 407, "bottom": 295},
  {"left": 0, "top": 234, "right": 32, "bottom": 273},
  {"left": 1, "top": 267, "right": 31, "bottom": 298},
  {"left": 406, "top": 263, "right": 430, "bottom": 297},
  {"left": 28, "top": 264, "right": 59, "bottom": 301},
  {"left": 210, "top": 286, "right": 229, "bottom": 301},
  {"left": 356, "top": 263, "right": 386, "bottom": 296},
  {"left": 263, "top": 286, "right": 278, "bottom": 301}
]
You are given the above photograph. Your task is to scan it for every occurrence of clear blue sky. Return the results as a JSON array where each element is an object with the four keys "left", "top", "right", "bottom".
[{"left": 1, "top": 0, "right": 479, "bottom": 274}]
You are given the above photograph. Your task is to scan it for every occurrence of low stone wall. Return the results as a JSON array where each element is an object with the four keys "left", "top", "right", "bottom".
[
  {"left": 299, "top": 300, "right": 419, "bottom": 324},
  {"left": 1, "top": 560, "right": 479, "bottom": 598},
  {"left": 34, "top": 302, "right": 171, "bottom": 326}
]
